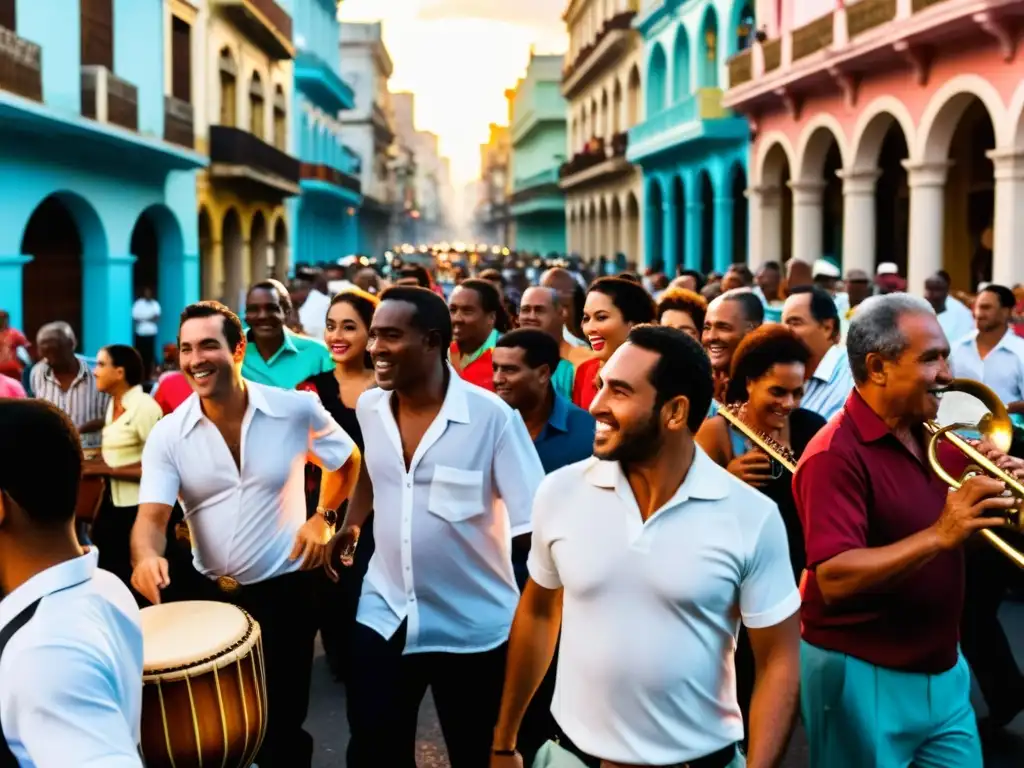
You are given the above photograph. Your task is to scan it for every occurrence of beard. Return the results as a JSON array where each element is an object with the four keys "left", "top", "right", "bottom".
[{"left": 595, "top": 410, "right": 663, "bottom": 464}]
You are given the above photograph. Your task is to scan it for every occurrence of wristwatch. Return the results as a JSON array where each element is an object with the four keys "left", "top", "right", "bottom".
[{"left": 316, "top": 506, "right": 338, "bottom": 527}]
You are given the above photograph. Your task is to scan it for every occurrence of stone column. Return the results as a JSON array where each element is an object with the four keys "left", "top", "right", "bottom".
[
  {"left": 837, "top": 168, "right": 882, "bottom": 276},
  {"left": 713, "top": 195, "right": 733, "bottom": 273},
  {"left": 0, "top": 255, "right": 33, "bottom": 330},
  {"left": 788, "top": 179, "right": 826, "bottom": 267},
  {"left": 685, "top": 200, "right": 702, "bottom": 272},
  {"left": 83, "top": 253, "right": 136, "bottom": 353},
  {"left": 988, "top": 149, "right": 1024, "bottom": 287},
  {"left": 662, "top": 198, "right": 677, "bottom": 275},
  {"left": 902, "top": 160, "right": 951, "bottom": 295}
]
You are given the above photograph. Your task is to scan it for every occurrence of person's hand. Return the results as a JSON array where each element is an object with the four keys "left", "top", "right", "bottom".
[
  {"left": 131, "top": 557, "right": 170, "bottom": 605},
  {"left": 324, "top": 524, "right": 361, "bottom": 582},
  {"left": 726, "top": 450, "right": 774, "bottom": 487},
  {"left": 289, "top": 515, "right": 334, "bottom": 571},
  {"left": 489, "top": 750, "right": 523, "bottom": 768},
  {"left": 933, "top": 475, "right": 1018, "bottom": 550},
  {"left": 970, "top": 438, "right": 1024, "bottom": 480}
]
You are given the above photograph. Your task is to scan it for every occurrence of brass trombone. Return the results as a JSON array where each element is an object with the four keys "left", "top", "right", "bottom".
[{"left": 924, "top": 379, "right": 1024, "bottom": 569}]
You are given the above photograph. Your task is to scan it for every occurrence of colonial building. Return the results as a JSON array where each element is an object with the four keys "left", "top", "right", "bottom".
[
  {"left": 631, "top": 0, "right": 753, "bottom": 274},
  {"left": 562, "top": 0, "right": 644, "bottom": 266},
  {"left": 286, "top": 0, "right": 361, "bottom": 267},
  {"left": 725, "top": 0, "right": 1024, "bottom": 292},
  {"left": 196, "top": 0, "right": 298, "bottom": 311},
  {"left": 340, "top": 21, "right": 397, "bottom": 256},
  {"left": 509, "top": 54, "right": 568, "bottom": 255},
  {"left": 0, "top": 0, "right": 206, "bottom": 353},
  {"left": 477, "top": 122, "right": 513, "bottom": 245}
]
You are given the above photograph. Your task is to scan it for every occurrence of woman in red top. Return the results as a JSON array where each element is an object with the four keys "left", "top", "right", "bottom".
[{"left": 572, "top": 277, "right": 657, "bottom": 410}]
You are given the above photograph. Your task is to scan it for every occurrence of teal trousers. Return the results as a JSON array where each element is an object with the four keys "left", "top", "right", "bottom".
[{"left": 800, "top": 640, "right": 982, "bottom": 768}]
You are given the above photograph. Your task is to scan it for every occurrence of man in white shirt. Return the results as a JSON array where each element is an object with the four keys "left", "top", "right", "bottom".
[
  {"left": 0, "top": 400, "right": 143, "bottom": 767},
  {"left": 491, "top": 326, "right": 801, "bottom": 768},
  {"left": 925, "top": 272, "right": 974, "bottom": 345},
  {"left": 326, "top": 286, "right": 544, "bottom": 768},
  {"left": 131, "top": 287, "right": 161, "bottom": 378},
  {"left": 296, "top": 272, "right": 332, "bottom": 340},
  {"left": 130, "top": 301, "right": 360, "bottom": 768}
]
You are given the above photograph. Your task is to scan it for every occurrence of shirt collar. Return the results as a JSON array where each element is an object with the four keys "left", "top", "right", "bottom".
[
  {"left": 811, "top": 344, "right": 844, "bottom": 383},
  {"left": 179, "top": 378, "right": 281, "bottom": 436},
  {"left": 844, "top": 388, "right": 892, "bottom": 443},
  {"left": 583, "top": 445, "right": 729, "bottom": 506},
  {"left": 374, "top": 364, "right": 471, "bottom": 426},
  {"left": 42, "top": 358, "right": 89, "bottom": 386},
  {"left": 0, "top": 549, "right": 98, "bottom": 632},
  {"left": 452, "top": 328, "right": 499, "bottom": 369},
  {"left": 245, "top": 328, "right": 299, "bottom": 365}
]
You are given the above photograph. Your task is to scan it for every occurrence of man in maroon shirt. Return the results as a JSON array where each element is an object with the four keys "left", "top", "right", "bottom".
[{"left": 793, "top": 293, "right": 1015, "bottom": 768}]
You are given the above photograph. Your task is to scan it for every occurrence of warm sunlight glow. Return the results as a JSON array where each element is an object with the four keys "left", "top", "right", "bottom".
[{"left": 340, "top": 0, "right": 567, "bottom": 184}]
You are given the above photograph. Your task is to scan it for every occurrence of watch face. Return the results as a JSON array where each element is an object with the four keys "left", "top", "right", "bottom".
[{"left": 324, "top": 508, "right": 338, "bottom": 526}]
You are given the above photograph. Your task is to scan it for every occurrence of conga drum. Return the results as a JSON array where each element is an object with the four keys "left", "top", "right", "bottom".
[
  {"left": 140, "top": 601, "right": 267, "bottom": 768},
  {"left": 75, "top": 476, "right": 106, "bottom": 523}
]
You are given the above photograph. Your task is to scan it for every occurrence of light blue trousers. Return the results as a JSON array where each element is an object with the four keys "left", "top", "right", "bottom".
[{"left": 800, "top": 640, "right": 982, "bottom": 768}]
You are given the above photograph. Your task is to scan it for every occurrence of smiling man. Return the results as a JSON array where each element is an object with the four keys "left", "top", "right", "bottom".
[
  {"left": 703, "top": 290, "right": 764, "bottom": 403},
  {"left": 130, "top": 300, "right": 360, "bottom": 768},
  {"left": 241, "top": 280, "right": 333, "bottom": 390},
  {"left": 448, "top": 278, "right": 506, "bottom": 392},
  {"left": 491, "top": 325, "right": 801, "bottom": 768},
  {"left": 517, "top": 286, "right": 592, "bottom": 400}
]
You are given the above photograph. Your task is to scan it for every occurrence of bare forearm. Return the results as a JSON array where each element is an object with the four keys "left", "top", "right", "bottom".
[
  {"left": 130, "top": 506, "right": 171, "bottom": 564},
  {"left": 341, "top": 461, "right": 373, "bottom": 529},
  {"left": 492, "top": 586, "right": 562, "bottom": 751},
  {"left": 745, "top": 658, "right": 799, "bottom": 768},
  {"left": 107, "top": 462, "right": 142, "bottom": 481},
  {"left": 816, "top": 527, "right": 944, "bottom": 604},
  {"left": 80, "top": 418, "right": 105, "bottom": 434}
]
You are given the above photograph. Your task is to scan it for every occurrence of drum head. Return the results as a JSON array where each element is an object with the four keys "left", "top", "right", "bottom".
[{"left": 141, "top": 601, "right": 249, "bottom": 673}]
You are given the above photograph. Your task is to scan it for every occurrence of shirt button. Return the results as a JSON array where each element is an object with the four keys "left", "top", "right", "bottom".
[{"left": 406, "top": 482, "right": 412, "bottom": 488}]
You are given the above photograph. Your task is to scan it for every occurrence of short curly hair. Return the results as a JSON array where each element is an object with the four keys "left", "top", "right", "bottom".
[
  {"left": 656, "top": 288, "right": 707, "bottom": 331},
  {"left": 725, "top": 324, "right": 811, "bottom": 404}
]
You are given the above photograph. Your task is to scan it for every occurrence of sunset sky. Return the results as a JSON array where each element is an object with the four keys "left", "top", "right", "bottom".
[{"left": 340, "top": 0, "right": 567, "bottom": 186}]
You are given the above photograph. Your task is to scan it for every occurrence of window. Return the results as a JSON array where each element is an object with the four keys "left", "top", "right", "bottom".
[
  {"left": 0, "top": 0, "right": 15, "bottom": 31},
  {"left": 249, "top": 73, "right": 265, "bottom": 139},
  {"left": 171, "top": 16, "right": 191, "bottom": 102},
  {"left": 219, "top": 48, "right": 237, "bottom": 127}
]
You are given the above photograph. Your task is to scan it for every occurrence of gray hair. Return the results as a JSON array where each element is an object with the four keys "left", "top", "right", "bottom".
[
  {"left": 37, "top": 321, "right": 76, "bottom": 348},
  {"left": 847, "top": 293, "right": 935, "bottom": 383},
  {"left": 522, "top": 285, "right": 561, "bottom": 309}
]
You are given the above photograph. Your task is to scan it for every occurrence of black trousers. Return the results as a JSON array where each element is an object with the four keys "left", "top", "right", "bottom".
[
  {"left": 179, "top": 568, "right": 318, "bottom": 768},
  {"left": 91, "top": 496, "right": 138, "bottom": 588},
  {"left": 346, "top": 621, "right": 507, "bottom": 768}
]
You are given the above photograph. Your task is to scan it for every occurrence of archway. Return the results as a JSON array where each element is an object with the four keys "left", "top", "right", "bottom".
[
  {"left": 699, "top": 6, "right": 719, "bottom": 89},
  {"left": 646, "top": 44, "right": 667, "bottom": 119},
  {"left": 875, "top": 122, "right": 910, "bottom": 276},
  {"left": 796, "top": 124, "right": 844, "bottom": 267},
  {"left": 625, "top": 192, "right": 640, "bottom": 266},
  {"left": 672, "top": 26, "right": 691, "bottom": 104},
  {"left": 611, "top": 79, "right": 622, "bottom": 135},
  {"left": 249, "top": 211, "right": 269, "bottom": 283},
  {"left": 730, "top": 163, "right": 748, "bottom": 263},
  {"left": 759, "top": 141, "right": 793, "bottom": 265},
  {"left": 21, "top": 196, "right": 85, "bottom": 344},
  {"left": 627, "top": 65, "right": 641, "bottom": 128},
  {"left": 698, "top": 171, "right": 715, "bottom": 274},
  {"left": 731, "top": 1, "right": 755, "bottom": 55},
  {"left": 610, "top": 196, "right": 622, "bottom": 258},
  {"left": 598, "top": 198, "right": 609, "bottom": 259},
  {"left": 198, "top": 207, "right": 212, "bottom": 299},
  {"left": 647, "top": 181, "right": 664, "bottom": 272},
  {"left": 273, "top": 217, "right": 289, "bottom": 281},
  {"left": 671, "top": 175, "right": 685, "bottom": 272},
  {"left": 131, "top": 210, "right": 159, "bottom": 301},
  {"left": 222, "top": 209, "right": 243, "bottom": 311}
]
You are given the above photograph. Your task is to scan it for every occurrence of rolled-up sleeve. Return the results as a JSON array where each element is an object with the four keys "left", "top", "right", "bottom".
[
  {"left": 138, "top": 423, "right": 180, "bottom": 507},
  {"left": 740, "top": 507, "right": 800, "bottom": 629},
  {"left": 304, "top": 392, "right": 354, "bottom": 472},
  {"left": 493, "top": 411, "right": 545, "bottom": 537},
  {"left": 793, "top": 451, "right": 869, "bottom": 569},
  {"left": 526, "top": 475, "right": 562, "bottom": 590}
]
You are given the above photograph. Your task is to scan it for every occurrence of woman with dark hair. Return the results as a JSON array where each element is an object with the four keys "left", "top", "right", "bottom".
[
  {"left": 656, "top": 287, "right": 707, "bottom": 341},
  {"left": 298, "top": 288, "right": 379, "bottom": 680},
  {"left": 448, "top": 278, "right": 510, "bottom": 391},
  {"left": 571, "top": 277, "right": 657, "bottom": 410},
  {"left": 88, "top": 343, "right": 164, "bottom": 587}
]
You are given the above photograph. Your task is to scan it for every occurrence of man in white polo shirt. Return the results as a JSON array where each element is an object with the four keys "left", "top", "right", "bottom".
[{"left": 491, "top": 325, "right": 801, "bottom": 768}]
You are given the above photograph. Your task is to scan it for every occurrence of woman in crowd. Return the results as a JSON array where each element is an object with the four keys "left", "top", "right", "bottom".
[
  {"left": 299, "top": 289, "right": 379, "bottom": 681},
  {"left": 656, "top": 287, "right": 707, "bottom": 341},
  {"left": 572, "top": 277, "right": 657, "bottom": 410},
  {"left": 696, "top": 325, "right": 826, "bottom": 743},
  {"left": 87, "top": 344, "right": 164, "bottom": 588}
]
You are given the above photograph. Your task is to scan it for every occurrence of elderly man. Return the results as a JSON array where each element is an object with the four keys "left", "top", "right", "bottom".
[
  {"left": 539, "top": 268, "right": 587, "bottom": 347},
  {"left": 518, "top": 286, "right": 592, "bottom": 400},
  {"left": 794, "top": 294, "right": 1012, "bottom": 768},
  {"left": 29, "top": 322, "right": 108, "bottom": 450},
  {"left": 702, "top": 290, "right": 764, "bottom": 404}
]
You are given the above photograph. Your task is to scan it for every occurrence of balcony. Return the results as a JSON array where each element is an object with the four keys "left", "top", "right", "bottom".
[
  {"left": 727, "top": 49, "right": 752, "bottom": 88},
  {"left": 562, "top": 11, "right": 635, "bottom": 99},
  {"left": 81, "top": 66, "right": 137, "bottom": 132},
  {"left": 213, "top": 0, "right": 294, "bottom": 60},
  {"left": 299, "top": 162, "right": 362, "bottom": 202},
  {"left": 209, "top": 125, "right": 300, "bottom": 198},
  {"left": 627, "top": 89, "right": 747, "bottom": 164},
  {"left": 372, "top": 101, "right": 394, "bottom": 145},
  {"left": 164, "top": 96, "right": 194, "bottom": 149},
  {"left": 294, "top": 50, "right": 354, "bottom": 113},
  {"left": 724, "top": 0, "right": 1021, "bottom": 114},
  {"left": 558, "top": 132, "right": 633, "bottom": 190},
  {"left": 0, "top": 25, "right": 42, "bottom": 102},
  {"left": 511, "top": 167, "right": 563, "bottom": 215}
]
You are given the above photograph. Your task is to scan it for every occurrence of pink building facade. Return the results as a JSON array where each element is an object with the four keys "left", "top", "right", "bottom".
[{"left": 724, "top": 0, "right": 1024, "bottom": 294}]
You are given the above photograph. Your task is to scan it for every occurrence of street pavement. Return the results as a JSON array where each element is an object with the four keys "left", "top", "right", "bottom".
[{"left": 307, "top": 601, "right": 1024, "bottom": 767}]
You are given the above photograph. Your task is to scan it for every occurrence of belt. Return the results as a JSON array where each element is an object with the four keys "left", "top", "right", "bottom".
[
  {"left": 553, "top": 725, "right": 737, "bottom": 768},
  {"left": 215, "top": 575, "right": 242, "bottom": 594}
]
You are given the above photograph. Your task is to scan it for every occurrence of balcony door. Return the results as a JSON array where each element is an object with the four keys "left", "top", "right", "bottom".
[
  {"left": 0, "top": 0, "right": 15, "bottom": 31},
  {"left": 81, "top": 0, "right": 113, "bottom": 69},
  {"left": 171, "top": 16, "right": 191, "bottom": 102}
]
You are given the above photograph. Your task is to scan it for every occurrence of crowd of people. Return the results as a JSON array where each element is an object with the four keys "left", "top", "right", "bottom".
[{"left": 2, "top": 251, "right": 1024, "bottom": 768}]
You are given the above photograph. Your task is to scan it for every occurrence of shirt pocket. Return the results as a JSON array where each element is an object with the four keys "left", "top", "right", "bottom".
[{"left": 428, "top": 465, "right": 485, "bottom": 523}]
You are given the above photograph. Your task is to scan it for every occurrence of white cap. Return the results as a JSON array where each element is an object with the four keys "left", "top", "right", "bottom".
[
  {"left": 876, "top": 262, "right": 899, "bottom": 276},
  {"left": 812, "top": 258, "right": 840, "bottom": 278}
]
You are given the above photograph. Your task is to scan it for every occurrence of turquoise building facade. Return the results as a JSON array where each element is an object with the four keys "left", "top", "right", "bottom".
[
  {"left": 0, "top": 0, "right": 205, "bottom": 354},
  {"left": 509, "top": 54, "right": 567, "bottom": 255},
  {"left": 284, "top": 0, "right": 362, "bottom": 267},
  {"left": 629, "top": 0, "right": 755, "bottom": 274}
]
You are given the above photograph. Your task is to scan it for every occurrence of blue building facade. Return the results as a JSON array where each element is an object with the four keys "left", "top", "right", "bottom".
[
  {"left": 628, "top": 0, "right": 755, "bottom": 275},
  {"left": 283, "top": 0, "right": 362, "bottom": 268},
  {"left": 0, "top": 0, "right": 206, "bottom": 354}
]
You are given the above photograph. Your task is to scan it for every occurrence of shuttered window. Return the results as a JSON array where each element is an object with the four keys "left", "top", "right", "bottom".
[
  {"left": 0, "top": 0, "right": 15, "bottom": 31},
  {"left": 171, "top": 17, "right": 191, "bottom": 102},
  {"left": 81, "top": 0, "right": 114, "bottom": 70}
]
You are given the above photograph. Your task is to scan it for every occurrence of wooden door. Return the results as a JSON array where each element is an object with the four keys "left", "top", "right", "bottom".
[
  {"left": 171, "top": 16, "right": 191, "bottom": 102},
  {"left": 80, "top": 0, "right": 113, "bottom": 70}
]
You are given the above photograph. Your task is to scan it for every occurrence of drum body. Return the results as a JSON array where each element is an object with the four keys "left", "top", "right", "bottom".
[
  {"left": 140, "top": 601, "right": 267, "bottom": 768},
  {"left": 75, "top": 476, "right": 105, "bottom": 523}
]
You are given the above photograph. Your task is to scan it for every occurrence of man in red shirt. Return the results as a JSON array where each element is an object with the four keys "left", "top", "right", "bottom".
[
  {"left": 448, "top": 279, "right": 506, "bottom": 392},
  {"left": 793, "top": 293, "right": 1014, "bottom": 768}
]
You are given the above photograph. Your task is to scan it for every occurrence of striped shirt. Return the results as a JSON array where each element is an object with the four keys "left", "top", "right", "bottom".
[
  {"left": 801, "top": 344, "right": 855, "bottom": 422},
  {"left": 30, "top": 359, "right": 109, "bottom": 449}
]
